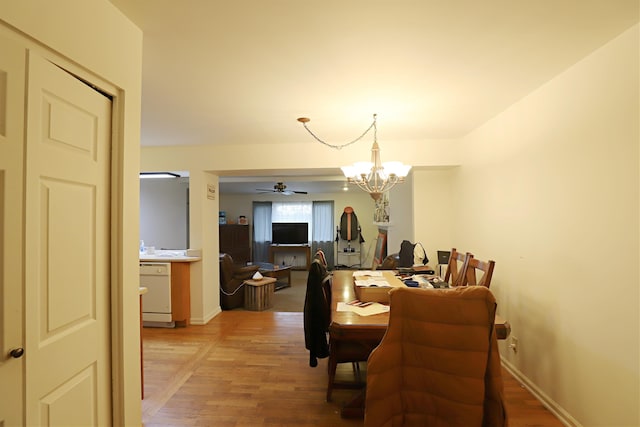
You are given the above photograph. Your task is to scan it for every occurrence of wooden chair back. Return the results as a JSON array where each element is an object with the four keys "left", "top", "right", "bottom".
[
  {"left": 464, "top": 257, "right": 496, "bottom": 288},
  {"left": 443, "top": 248, "right": 473, "bottom": 287}
]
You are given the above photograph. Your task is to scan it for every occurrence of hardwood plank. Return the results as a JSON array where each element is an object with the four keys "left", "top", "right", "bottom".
[{"left": 142, "top": 311, "right": 564, "bottom": 426}]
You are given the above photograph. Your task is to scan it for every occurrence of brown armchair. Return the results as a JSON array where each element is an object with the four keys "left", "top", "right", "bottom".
[
  {"left": 219, "top": 253, "right": 259, "bottom": 310},
  {"left": 364, "top": 286, "right": 507, "bottom": 426}
]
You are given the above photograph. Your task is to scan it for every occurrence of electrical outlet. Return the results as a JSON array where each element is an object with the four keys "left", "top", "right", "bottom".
[{"left": 509, "top": 336, "right": 518, "bottom": 353}]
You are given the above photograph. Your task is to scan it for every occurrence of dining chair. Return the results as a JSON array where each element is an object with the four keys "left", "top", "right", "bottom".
[
  {"left": 364, "top": 286, "right": 508, "bottom": 427},
  {"left": 374, "top": 254, "right": 398, "bottom": 270},
  {"left": 303, "top": 257, "right": 368, "bottom": 401},
  {"left": 326, "top": 327, "right": 373, "bottom": 402},
  {"left": 464, "top": 256, "right": 496, "bottom": 288},
  {"left": 443, "top": 247, "right": 473, "bottom": 286}
]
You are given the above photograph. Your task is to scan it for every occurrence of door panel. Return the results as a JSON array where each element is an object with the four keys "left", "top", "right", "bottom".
[
  {"left": 0, "top": 34, "right": 26, "bottom": 426},
  {"left": 25, "top": 53, "right": 112, "bottom": 426}
]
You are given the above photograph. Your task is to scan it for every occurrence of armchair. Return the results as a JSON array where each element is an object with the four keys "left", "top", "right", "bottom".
[
  {"left": 219, "top": 253, "right": 259, "bottom": 310},
  {"left": 364, "top": 286, "right": 507, "bottom": 426}
]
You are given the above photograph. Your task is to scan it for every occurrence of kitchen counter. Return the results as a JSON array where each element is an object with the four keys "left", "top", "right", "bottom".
[
  {"left": 139, "top": 249, "right": 201, "bottom": 263},
  {"left": 139, "top": 250, "right": 200, "bottom": 327},
  {"left": 139, "top": 255, "right": 201, "bottom": 262}
]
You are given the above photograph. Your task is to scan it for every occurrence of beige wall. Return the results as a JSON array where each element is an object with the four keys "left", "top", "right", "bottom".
[
  {"left": 412, "top": 168, "right": 457, "bottom": 265},
  {"left": 141, "top": 137, "right": 459, "bottom": 172},
  {"left": 0, "top": 0, "right": 143, "bottom": 425},
  {"left": 414, "top": 25, "right": 639, "bottom": 426}
]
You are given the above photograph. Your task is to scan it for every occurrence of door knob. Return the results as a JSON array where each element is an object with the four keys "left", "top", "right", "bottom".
[{"left": 9, "top": 348, "right": 24, "bottom": 358}]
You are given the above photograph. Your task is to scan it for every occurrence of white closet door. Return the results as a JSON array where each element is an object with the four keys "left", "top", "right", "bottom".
[{"left": 24, "top": 52, "right": 113, "bottom": 426}]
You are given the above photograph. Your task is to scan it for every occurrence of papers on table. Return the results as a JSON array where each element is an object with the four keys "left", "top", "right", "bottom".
[
  {"left": 353, "top": 270, "right": 392, "bottom": 288},
  {"left": 352, "top": 270, "right": 383, "bottom": 277},
  {"left": 354, "top": 278, "right": 392, "bottom": 288},
  {"left": 337, "top": 301, "right": 390, "bottom": 316}
]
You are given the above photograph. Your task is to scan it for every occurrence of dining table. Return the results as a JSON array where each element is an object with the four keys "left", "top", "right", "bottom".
[{"left": 329, "top": 270, "right": 510, "bottom": 337}]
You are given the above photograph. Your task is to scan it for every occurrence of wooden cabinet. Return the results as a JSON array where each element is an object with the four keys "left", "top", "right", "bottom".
[
  {"left": 220, "top": 224, "right": 251, "bottom": 265},
  {"left": 170, "top": 262, "right": 191, "bottom": 327}
]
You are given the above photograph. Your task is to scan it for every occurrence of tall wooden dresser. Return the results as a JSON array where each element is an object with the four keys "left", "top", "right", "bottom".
[{"left": 219, "top": 224, "right": 251, "bottom": 265}]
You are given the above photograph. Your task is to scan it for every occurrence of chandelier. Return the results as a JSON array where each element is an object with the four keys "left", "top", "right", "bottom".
[{"left": 297, "top": 114, "right": 411, "bottom": 200}]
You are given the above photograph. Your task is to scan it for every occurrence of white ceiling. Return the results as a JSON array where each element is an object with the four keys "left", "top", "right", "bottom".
[{"left": 112, "top": 0, "right": 638, "bottom": 193}]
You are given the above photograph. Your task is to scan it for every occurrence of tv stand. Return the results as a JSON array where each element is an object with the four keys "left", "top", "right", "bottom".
[{"left": 269, "top": 244, "right": 311, "bottom": 270}]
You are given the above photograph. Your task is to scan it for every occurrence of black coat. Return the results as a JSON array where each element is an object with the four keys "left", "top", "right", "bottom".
[{"left": 303, "top": 260, "right": 332, "bottom": 367}]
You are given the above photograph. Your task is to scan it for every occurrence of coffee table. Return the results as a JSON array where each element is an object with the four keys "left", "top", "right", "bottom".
[{"left": 255, "top": 262, "right": 292, "bottom": 290}]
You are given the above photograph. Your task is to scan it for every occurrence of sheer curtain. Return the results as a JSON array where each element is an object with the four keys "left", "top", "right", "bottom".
[
  {"left": 312, "top": 201, "right": 335, "bottom": 269},
  {"left": 272, "top": 202, "right": 312, "bottom": 241},
  {"left": 252, "top": 201, "right": 272, "bottom": 263}
]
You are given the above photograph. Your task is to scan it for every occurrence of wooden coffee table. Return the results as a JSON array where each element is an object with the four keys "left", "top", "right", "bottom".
[{"left": 256, "top": 262, "right": 292, "bottom": 290}]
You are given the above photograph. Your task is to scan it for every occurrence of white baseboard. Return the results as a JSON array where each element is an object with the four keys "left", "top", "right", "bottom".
[
  {"left": 501, "top": 358, "right": 580, "bottom": 427},
  {"left": 189, "top": 306, "right": 222, "bottom": 325}
]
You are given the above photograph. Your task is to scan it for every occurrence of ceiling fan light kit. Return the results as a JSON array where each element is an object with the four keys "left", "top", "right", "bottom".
[{"left": 297, "top": 114, "right": 411, "bottom": 200}]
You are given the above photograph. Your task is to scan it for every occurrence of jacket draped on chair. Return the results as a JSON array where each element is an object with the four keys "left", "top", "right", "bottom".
[
  {"left": 365, "top": 286, "right": 508, "bottom": 427},
  {"left": 303, "top": 259, "right": 331, "bottom": 367}
]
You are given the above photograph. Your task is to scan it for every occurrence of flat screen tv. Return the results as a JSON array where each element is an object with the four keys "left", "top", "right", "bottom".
[{"left": 272, "top": 222, "right": 309, "bottom": 245}]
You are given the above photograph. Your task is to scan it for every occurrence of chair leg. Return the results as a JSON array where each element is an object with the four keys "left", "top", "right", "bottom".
[
  {"left": 352, "top": 362, "right": 361, "bottom": 382},
  {"left": 327, "top": 355, "right": 338, "bottom": 402}
]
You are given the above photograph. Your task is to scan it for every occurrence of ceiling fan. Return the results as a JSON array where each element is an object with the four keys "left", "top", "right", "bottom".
[{"left": 256, "top": 182, "right": 307, "bottom": 195}]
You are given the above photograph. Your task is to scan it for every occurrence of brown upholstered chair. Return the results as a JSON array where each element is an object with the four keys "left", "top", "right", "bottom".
[
  {"left": 364, "top": 286, "right": 508, "bottom": 427},
  {"left": 219, "top": 253, "right": 259, "bottom": 310},
  {"left": 443, "top": 247, "right": 473, "bottom": 286},
  {"left": 463, "top": 256, "right": 496, "bottom": 288}
]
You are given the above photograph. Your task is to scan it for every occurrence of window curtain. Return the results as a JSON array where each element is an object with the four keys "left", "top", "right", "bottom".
[
  {"left": 312, "top": 201, "right": 335, "bottom": 269},
  {"left": 252, "top": 201, "right": 272, "bottom": 263}
]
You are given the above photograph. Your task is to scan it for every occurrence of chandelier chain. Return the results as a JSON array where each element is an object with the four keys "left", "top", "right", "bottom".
[
  {"left": 296, "top": 113, "right": 410, "bottom": 200},
  {"left": 301, "top": 114, "right": 377, "bottom": 150}
]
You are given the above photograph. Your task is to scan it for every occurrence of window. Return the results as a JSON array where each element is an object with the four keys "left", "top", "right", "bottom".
[
  {"left": 272, "top": 202, "right": 312, "bottom": 241},
  {"left": 252, "top": 201, "right": 335, "bottom": 266}
]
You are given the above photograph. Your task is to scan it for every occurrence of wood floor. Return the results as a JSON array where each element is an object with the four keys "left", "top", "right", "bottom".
[{"left": 141, "top": 311, "right": 565, "bottom": 427}]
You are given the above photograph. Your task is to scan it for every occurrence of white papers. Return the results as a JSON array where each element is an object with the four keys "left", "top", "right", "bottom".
[
  {"left": 354, "top": 279, "right": 392, "bottom": 288},
  {"left": 353, "top": 271, "right": 391, "bottom": 287},
  {"left": 337, "top": 302, "right": 390, "bottom": 316},
  {"left": 353, "top": 270, "right": 383, "bottom": 277}
]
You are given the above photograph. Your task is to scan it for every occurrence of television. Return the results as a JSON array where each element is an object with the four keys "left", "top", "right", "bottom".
[{"left": 272, "top": 222, "right": 309, "bottom": 245}]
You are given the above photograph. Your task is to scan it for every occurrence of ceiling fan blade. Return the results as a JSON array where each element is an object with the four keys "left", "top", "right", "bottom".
[{"left": 256, "top": 183, "right": 306, "bottom": 194}]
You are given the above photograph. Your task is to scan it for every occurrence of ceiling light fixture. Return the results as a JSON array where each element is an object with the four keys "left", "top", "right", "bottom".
[
  {"left": 139, "top": 172, "right": 181, "bottom": 179},
  {"left": 297, "top": 114, "right": 411, "bottom": 200}
]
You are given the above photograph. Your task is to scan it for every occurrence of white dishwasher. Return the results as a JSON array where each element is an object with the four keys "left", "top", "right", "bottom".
[{"left": 140, "top": 262, "right": 175, "bottom": 328}]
